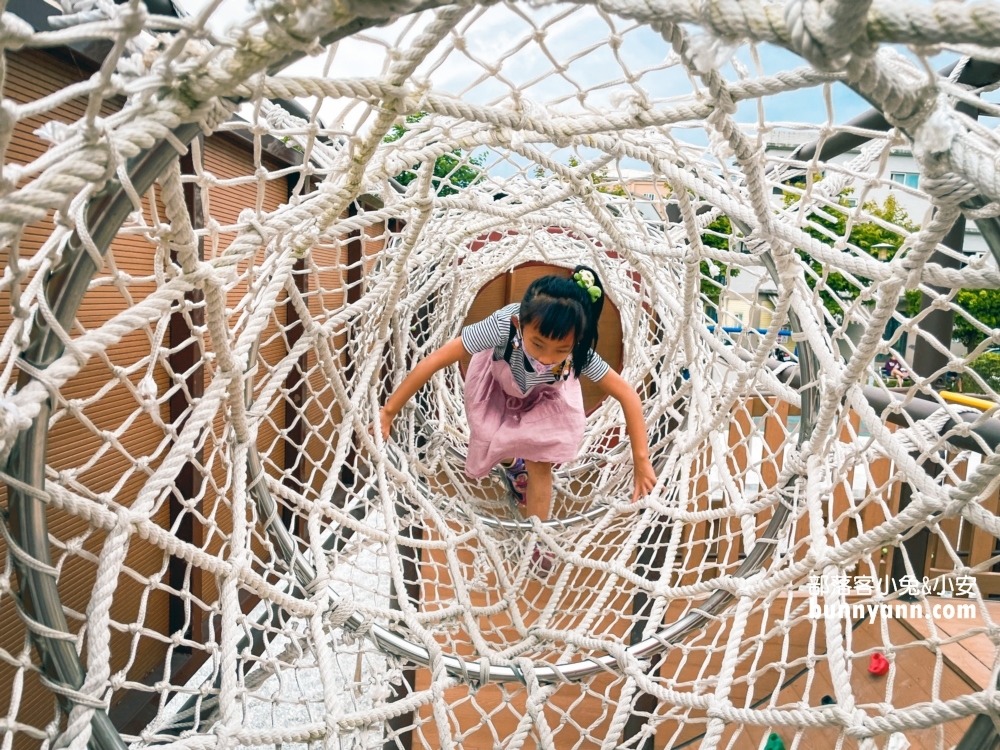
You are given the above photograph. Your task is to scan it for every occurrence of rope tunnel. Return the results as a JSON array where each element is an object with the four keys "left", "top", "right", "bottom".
[{"left": 3, "top": 1, "right": 1000, "bottom": 749}]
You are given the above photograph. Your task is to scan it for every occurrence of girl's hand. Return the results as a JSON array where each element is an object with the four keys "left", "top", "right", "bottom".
[
  {"left": 632, "top": 456, "right": 656, "bottom": 502},
  {"left": 370, "top": 407, "right": 394, "bottom": 441}
]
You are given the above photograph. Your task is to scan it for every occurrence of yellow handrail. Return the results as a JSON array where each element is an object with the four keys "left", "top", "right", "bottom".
[{"left": 940, "top": 391, "right": 997, "bottom": 411}]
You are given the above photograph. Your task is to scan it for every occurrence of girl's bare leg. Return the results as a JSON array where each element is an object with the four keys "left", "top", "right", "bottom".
[{"left": 524, "top": 460, "right": 553, "bottom": 521}]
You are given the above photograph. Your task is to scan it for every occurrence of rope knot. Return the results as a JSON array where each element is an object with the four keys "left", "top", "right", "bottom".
[
  {"left": 912, "top": 107, "right": 962, "bottom": 158},
  {"left": 920, "top": 173, "right": 978, "bottom": 206},
  {"left": 118, "top": 2, "right": 149, "bottom": 38},
  {"left": 323, "top": 595, "right": 355, "bottom": 630},
  {"left": 114, "top": 506, "right": 134, "bottom": 532},
  {"left": 686, "top": 33, "right": 739, "bottom": 76},
  {"left": 0, "top": 398, "right": 31, "bottom": 469},
  {"left": 212, "top": 724, "right": 233, "bottom": 746},
  {"left": 0, "top": 12, "right": 34, "bottom": 49},
  {"left": 783, "top": 0, "right": 874, "bottom": 72}
]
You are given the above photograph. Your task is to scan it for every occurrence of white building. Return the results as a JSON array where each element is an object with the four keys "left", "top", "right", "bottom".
[
  {"left": 721, "top": 130, "right": 991, "bottom": 362},
  {"left": 762, "top": 129, "right": 987, "bottom": 257}
]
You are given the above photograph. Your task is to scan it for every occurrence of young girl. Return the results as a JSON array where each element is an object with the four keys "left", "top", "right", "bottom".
[{"left": 378, "top": 265, "right": 656, "bottom": 525}]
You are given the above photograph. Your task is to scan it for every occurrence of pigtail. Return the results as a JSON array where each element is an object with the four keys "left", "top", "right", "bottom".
[{"left": 570, "top": 264, "right": 604, "bottom": 376}]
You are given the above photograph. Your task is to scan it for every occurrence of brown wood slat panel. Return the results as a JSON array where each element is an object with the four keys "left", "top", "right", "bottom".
[
  {"left": 722, "top": 400, "right": 754, "bottom": 562},
  {"left": 862, "top": 426, "right": 902, "bottom": 585},
  {"left": 0, "top": 502, "right": 171, "bottom": 750},
  {"left": 0, "top": 48, "right": 176, "bottom": 748},
  {"left": 0, "top": 47, "right": 126, "bottom": 335},
  {"left": 195, "top": 135, "right": 289, "bottom": 606},
  {"left": 0, "top": 48, "right": 128, "bottom": 405},
  {"left": 304, "top": 238, "right": 345, "bottom": 500},
  {"left": 927, "top": 453, "right": 967, "bottom": 578},
  {"left": 363, "top": 218, "right": 386, "bottom": 277},
  {"left": 831, "top": 409, "right": 862, "bottom": 538},
  {"left": 0, "top": 48, "right": 308, "bottom": 745},
  {"left": 680, "top": 446, "right": 714, "bottom": 587},
  {"left": 460, "top": 273, "right": 508, "bottom": 374},
  {"left": 44, "top": 182, "right": 170, "bottom": 659}
]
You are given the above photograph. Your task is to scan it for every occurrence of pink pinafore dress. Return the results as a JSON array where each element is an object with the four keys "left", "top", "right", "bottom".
[{"left": 463, "top": 327, "right": 587, "bottom": 479}]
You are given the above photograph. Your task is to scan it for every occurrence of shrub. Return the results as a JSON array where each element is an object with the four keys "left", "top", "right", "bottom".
[{"left": 961, "top": 352, "right": 1000, "bottom": 395}]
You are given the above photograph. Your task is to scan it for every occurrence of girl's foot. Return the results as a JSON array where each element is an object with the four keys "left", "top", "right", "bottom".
[
  {"left": 504, "top": 458, "right": 528, "bottom": 506},
  {"left": 530, "top": 544, "right": 554, "bottom": 579}
]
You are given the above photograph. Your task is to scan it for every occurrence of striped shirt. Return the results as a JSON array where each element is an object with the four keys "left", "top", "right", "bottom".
[{"left": 461, "top": 303, "right": 610, "bottom": 393}]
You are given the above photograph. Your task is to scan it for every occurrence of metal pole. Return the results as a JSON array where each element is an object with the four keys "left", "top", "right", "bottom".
[
  {"left": 621, "top": 517, "right": 672, "bottom": 750},
  {"left": 283, "top": 173, "right": 309, "bottom": 533},
  {"left": 910, "top": 206, "right": 970, "bottom": 382},
  {"left": 4, "top": 121, "right": 203, "bottom": 750},
  {"left": 788, "top": 60, "right": 1000, "bottom": 270},
  {"left": 0, "top": 15, "right": 434, "bottom": 749},
  {"left": 892, "top": 95, "right": 982, "bottom": 598},
  {"left": 383, "top": 502, "right": 423, "bottom": 750},
  {"left": 620, "top": 373, "right": 682, "bottom": 750},
  {"left": 954, "top": 714, "right": 1000, "bottom": 750},
  {"left": 341, "top": 201, "right": 363, "bottom": 494},
  {"left": 889, "top": 461, "right": 942, "bottom": 596},
  {"left": 168, "top": 142, "right": 206, "bottom": 652}
]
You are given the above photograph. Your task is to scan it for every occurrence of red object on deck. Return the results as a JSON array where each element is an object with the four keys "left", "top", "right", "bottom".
[{"left": 868, "top": 653, "right": 889, "bottom": 676}]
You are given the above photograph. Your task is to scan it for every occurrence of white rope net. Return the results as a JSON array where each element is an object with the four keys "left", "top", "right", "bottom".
[{"left": 4, "top": 1, "right": 1000, "bottom": 749}]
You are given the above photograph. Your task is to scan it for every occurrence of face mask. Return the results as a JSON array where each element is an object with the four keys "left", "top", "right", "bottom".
[
  {"left": 514, "top": 320, "right": 570, "bottom": 376},
  {"left": 528, "top": 350, "right": 575, "bottom": 380},
  {"left": 524, "top": 350, "right": 552, "bottom": 374}
]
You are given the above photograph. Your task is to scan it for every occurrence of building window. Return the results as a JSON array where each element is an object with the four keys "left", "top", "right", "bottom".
[
  {"left": 644, "top": 193, "right": 655, "bottom": 200},
  {"left": 890, "top": 172, "right": 919, "bottom": 189}
]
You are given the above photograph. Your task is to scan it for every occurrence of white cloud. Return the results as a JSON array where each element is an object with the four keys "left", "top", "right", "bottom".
[{"left": 172, "top": 0, "right": 949, "bottom": 178}]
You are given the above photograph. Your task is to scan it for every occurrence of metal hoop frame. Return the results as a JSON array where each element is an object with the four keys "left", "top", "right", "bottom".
[{"left": 5, "top": 13, "right": 1000, "bottom": 749}]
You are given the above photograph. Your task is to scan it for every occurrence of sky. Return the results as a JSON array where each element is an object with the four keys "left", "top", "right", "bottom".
[{"left": 177, "top": 0, "right": 969, "bottom": 178}]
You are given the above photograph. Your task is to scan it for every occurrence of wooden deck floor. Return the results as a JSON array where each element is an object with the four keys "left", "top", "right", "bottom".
[
  {"left": 403, "top": 478, "right": 992, "bottom": 748},
  {"left": 897, "top": 597, "right": 1000, "bottom": 692},
  {"left": 414, "top": 620, "right": 972, "bottom": 750},
  {"left": 406, "top": 594, "right": 990, "bottom": 749}
]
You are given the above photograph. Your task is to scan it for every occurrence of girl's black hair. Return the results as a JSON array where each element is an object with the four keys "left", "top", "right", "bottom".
[{"left": 518, "top": 264, "right": 605, "bottom": 377}]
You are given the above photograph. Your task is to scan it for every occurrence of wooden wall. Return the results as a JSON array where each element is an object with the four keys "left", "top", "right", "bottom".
[
  {"left": 0, "top": 47, "right": 172, "bottom": 748},
  {"left": 195, "top": 133, "right": 291, "bottom": 606},
  {"left": 0, "top": 47, "right": 296, "bottom": 747}
]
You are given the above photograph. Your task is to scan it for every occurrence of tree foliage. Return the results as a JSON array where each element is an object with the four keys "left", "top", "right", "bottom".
[
  {"left": 954, "top": 290, "right": 1000, "bottom": 351},
  {"left": 700, "top": 214, "right": 739, "bottom": 305},
  {"left": 787, "top": 190, "right": 917, "bottom": 319},
  {"left": 786, "top": 186, "right": 1000, "bottom": 353},
  {"left": 384, "top": 113, "right": 486, "bottom": 196},
  {"left": 565, "top": 157, "right": 634, "bottom": 196},
  {"left": 961, "top": 352, "right": 1000, "bottom": 394}
]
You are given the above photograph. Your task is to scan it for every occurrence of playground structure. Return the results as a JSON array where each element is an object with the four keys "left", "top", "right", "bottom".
[{"left": 4, "top": 1, "right": 1000, "bottom": 749}]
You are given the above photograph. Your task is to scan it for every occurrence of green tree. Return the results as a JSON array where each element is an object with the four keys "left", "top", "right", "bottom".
[
  {"left": 954, "top": 290, "right": 1000, "bottom": 350},
  {"left": 564, "top": 156, "right": 662, "bottom": 198},
  {"left": 962, "top": 351, "right": 1000, "bottom": 393},
  {"left": 564, "top": 157, "right": 733, "bottom": 311},
  {"left": 788, "top": 190, "right": 917, "bottom": 318},
  {"left": 592, "top": 167, "right": 662, "bottom": 198},
  {"left": 789, "top": 187, "right": 1000, "bottom": 356},
  {"left": 384, "top": 113, "right": 486, "bottom": 196},
  {"left": 595, "top": 181, "right": 628, "bottom": 197},
  {"left": 700, "top": 214, "right": 739, "bottom": 306}
]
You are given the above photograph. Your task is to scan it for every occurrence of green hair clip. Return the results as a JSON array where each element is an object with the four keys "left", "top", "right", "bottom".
[{"left": 573, "top": 270, "right": 602, "bottom": 302}]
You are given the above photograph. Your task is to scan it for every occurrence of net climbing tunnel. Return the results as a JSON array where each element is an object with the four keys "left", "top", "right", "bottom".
[{"left": 3, "top": 0, "right": 1000, "bottom": 748}]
